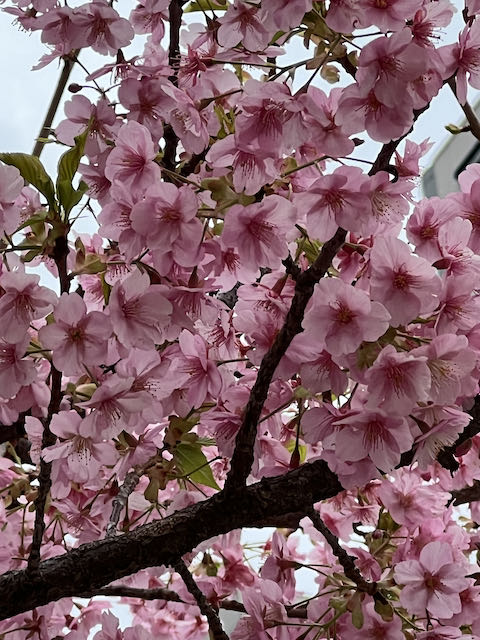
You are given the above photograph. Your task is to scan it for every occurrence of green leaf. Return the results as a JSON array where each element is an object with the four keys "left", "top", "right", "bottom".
[
  {"left": 56, "top": 126, "right": 90, "bottom": 216},
  {"left": 0, "top": 153, "right": 56, "bottom": 211},
  {"left": 175, "top": 442, "right": 219, "bottom": 490},
  {"left": 185, "top": 0, "right": 227, "bottom": 12}
]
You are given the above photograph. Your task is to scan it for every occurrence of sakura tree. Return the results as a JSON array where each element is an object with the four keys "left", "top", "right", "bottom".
[{"left": 3, "top": 0, "right": 480, "bottom": 638}]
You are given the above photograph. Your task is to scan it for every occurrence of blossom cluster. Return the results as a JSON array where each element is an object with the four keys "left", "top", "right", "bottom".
[{"left": 1, "top": 0, "right": 480, "bottom": 639}]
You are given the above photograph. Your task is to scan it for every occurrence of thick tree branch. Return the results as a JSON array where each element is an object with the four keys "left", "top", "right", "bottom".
[
  {"left": 0, "top": 459, "right": 342, "bottom": 620},
  {"left": 451, "top": 480, "right": 480, "bottom": 506},
  {"left": 174, "top": 559, "right": 229, "bottom": 640}
]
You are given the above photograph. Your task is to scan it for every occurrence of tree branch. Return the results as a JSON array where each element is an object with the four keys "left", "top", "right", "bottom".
[
  {"left": 27, "top": 236, "right": 70, "bottom": 573},
  {"left": 447, "top": 76, "right": 480, "bottom": 143},
  {"left": 174, "top": 558, "right": 229, "bottom": 640},
  {"left": 32, "top": 52, "right": 79, "bottom": 159},
  {"left": 0, "top": 459, "right": 342, "bottom": 619},
  {"left": 162, "top": 0, "right": 182, "bottom": 173},
  {"left": 308, "top": 509, "right": 378, "bottom": 597},
  {"left": 224, "top": 227, "right": 347, "bottom": 493},
  {"left": 105, "top": 467, "right": 142, "bottom": 538}
]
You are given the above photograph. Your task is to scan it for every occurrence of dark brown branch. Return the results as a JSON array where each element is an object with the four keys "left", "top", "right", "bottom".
[
  {"left": 92, "top": 585, "right": 308, "bottom": 618},
  {"left": 0, "top": 459, "right": 342, "bottom": 620},
  {"left": 308, "top": 509, "right": 378, "bottom": 597},
  {"left": 451, "top": 480, "right": 480, "bottom": 506},
  {"left": 162, "top": 0, "right": 183, "bottom": 173},
  {"left": 224, "top": 227, "right": 347, "bottom": 493},
  {"left": 174, "top": 559, "right": 229, "bottom": 640},
  {"left": 27, "top": 235, "right": 70, "bottom": 573},
  {"left": 32, "top": 52, "right": 79, "bottom": 159}
]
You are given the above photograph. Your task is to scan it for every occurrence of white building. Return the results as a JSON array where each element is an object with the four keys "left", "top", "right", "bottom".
[{"left": 422, "top": 110, "right": 480, "bottom": 197}]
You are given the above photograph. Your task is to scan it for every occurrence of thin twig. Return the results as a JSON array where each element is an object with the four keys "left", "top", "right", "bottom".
[
  {"left": 447, "top": 76, "right": 480, "bottom": 142},
  {"left": 32, "top": 51, "right": 80, "bottom": 158},
  {"left": 308, "top": 509, "right": 377, "bottom": 597},
  {"left": 162, "top": 0, "right": 183, "bottom": 173},
  {"left": 27, "top": 235, "right": 70, "bottom": 573},
  {"left": 105, "top": 468, "right": 142, "bottom": 538},
  {"left": 174, "top": 558, "right": 230, "bottom": 640}
]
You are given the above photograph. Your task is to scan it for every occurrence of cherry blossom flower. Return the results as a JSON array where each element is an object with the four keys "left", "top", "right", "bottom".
[
  {"left": 104, "top": 120, "right": 161, "bottom": 195},
  {"left": 206, "top": 134, "right": 278, "bottom": 196},
  {"left": 366, "top": 344, "right": 431, "bottom": 415},
  {"left": 0, "top": 271, "right": 57, "bottom": 343},
  {"left": 217, "top": 1, "right": 270, "bottom": 52},
  {"left": 369, "top": 236, "right": 442, "bottom": 326},
  {"left": 334, "top": 410, "right": 413, "bottom": 472},
  {"left": 303, "top": 278, "right": 390, "bottom": 357},
  {"left": 38, "top": 292, "right": 112, "bottom": 376},
  {"left": 69, "top": 1, "right": 134, "bottom": 55},
  {"left": 221, "top": 195, "right": 296, "bottom": 270},
  {"left": 108, "top": 270, "right": 172, "bottom": 350},
  {"left": 42, "top": 410, "right": 117, "bottom": 491},
  {"left": 394, "top": 541, "right": 472, "bottom": 618},
  {"left": 131, "top": 182, "right": 203, "bottom": 268}
]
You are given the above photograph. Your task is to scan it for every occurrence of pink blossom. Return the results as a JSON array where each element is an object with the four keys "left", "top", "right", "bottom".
[
  {"left": 221, "top": 195, "right": 296, "bottom": 270},
  {"left": 359, "top": 0, "right": 419, "bottom": 31},
  {"left": 108, "top": 270, "right": 172, "bottom": 350},
  {"left": 377, "top": 470, "right": 450, "bottom": 530},
  {"left": 0, "top": 163, "right": 23, "bottom": 236},
  {"left": 81, "top": 376, "right": 152, "bottom": 438},
  {"left": 118, "top": 77, "right": 170, "bottom": 143},
  {"left": 441, "top": 21, "right": 480, "bottom": 105},
  {"left": 436, "top": 217, "right": 480, "bottom": 277},
  {"left": 406, "top": 196, "right": 457, "bottom": 261},
  {"left": 206, "top": 134, "right": 277, "bottom": 196},
  {"left": 303, "top": 279, "right": 390, "bottom": 357},
  {"left": 69, "top": 1, "right": 134, "bottom": 55},
  {"left": 38, "top": 292, "right": 112, "bottom": 376},
  {"left": 105, "top": 120, "right": 161, "bottom": 195},
  {"left": 261, "top": 531, "right": 303, "bottom": 601},
  {"left": 296, "top": 166, "right": 371, "bottom": 240},
  {"left": 341, "top": 601, "right": 404, "bottom": 640},
  {"left": 129, "top": 0, "right": 168, "bottom": 44},
  {"left": 56, "top": 96, "right": 119, "bottom": 158},
  {"left": 356, "top": 30, "right": 426, "bottom": 107},
  {"left": 411, "top": 334, "right": 477, "bottom": 405},
  {"left": 131, "top": 182, "right": 203, "bottom": 268},
  {"left": 412, "top": 406, "right": 471, "bottom": 468},
  {"left": 394, "top": 541, "right": 471, "bottom": 618},
  {"left": 369, "top": 236, "right": 442, "bottom": 326},
  {"left": 217, "top": 1, "right": 270, "bottom": 52},
  {"left": 42, "top": 410, "right": 117, "bottom": 488},
  {"left": 436, "top": 274, "right": 480, "bottom": 334},
  {"left": 160, "top": 82, "right": 210, "bottom": 155},
  {"left": 366, "top": 344, "right": 431, "bottom": 415},
  {"left": 337, "top": 82, "right": 414, "bottom": 144},
  {"left": 334, "top": 410, "right": 413, "bottom": 472},
  {"left": 0, "top": 271, "right": 57, "bottom": 343},
  {"left": 0, "top": 337, "right": 36, "bottom": 399},
  {"left": 174, "top": 330, "right": 223, "bottom": 408}
]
